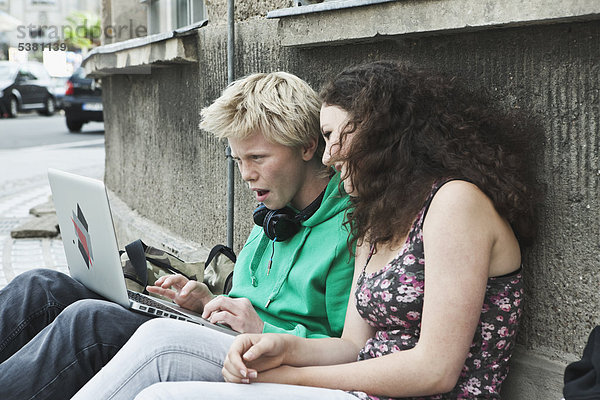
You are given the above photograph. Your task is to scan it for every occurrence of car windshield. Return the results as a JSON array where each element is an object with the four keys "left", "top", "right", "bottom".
[{"left": 0, "top": 64, "right": 18, "bottom": 80}]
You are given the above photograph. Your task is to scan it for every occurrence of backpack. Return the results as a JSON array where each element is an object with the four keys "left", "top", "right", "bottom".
[
  {"left": 564, "top": 326, "right": 600, "bottom": 400},
  {"left": 120, "top": 239, "right": 236, "bottom": 300}
]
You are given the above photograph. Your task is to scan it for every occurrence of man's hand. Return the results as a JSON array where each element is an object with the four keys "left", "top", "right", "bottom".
[
  {"left": 202, "top": 296, "right": 264, "bottom": 334},
  {"left": 147, "top": 274, "right": 214, "bottom": 314}
]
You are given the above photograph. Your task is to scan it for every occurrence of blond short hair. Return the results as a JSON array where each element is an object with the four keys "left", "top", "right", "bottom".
[{"left": 200, "top": 71, "right": 323, "bottom": 158}]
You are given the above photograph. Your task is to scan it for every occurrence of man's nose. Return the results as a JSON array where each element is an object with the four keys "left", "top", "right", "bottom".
[{"left": 239, "top": 164, "right": 257, "bottom": 182}]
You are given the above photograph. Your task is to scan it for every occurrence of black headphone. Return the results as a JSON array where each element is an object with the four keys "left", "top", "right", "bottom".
[{"left": 253, "top": 189, "right": 326, "bottom": 242}]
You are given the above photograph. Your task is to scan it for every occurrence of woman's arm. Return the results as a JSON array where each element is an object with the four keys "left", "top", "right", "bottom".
[
  {"left": 223, "top": 243, "right": 376, "bottom": 380},
  {"left": 233, "top": 182, "right": 506, "bottom": 397}
]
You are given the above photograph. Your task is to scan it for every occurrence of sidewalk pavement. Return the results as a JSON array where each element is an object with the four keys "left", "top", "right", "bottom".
[
  {"left": 0, "top": 134, "right": 105, "bottom": 291},
  {"left": 0, "top": 181, "right": 68, "bottom": 290}
]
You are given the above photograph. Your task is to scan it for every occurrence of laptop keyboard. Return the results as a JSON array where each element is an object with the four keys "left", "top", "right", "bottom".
[{"left": 127, "top": 290, "right": 189, "bottom": 318}]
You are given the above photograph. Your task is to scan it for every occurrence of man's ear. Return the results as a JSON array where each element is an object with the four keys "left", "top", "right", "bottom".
[{"left": 301, "top": 136, "right": 319, "bottom": 161}]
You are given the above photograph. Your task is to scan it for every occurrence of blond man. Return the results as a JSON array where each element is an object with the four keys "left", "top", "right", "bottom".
[{"left": 0, "top": 72, "right": 354, "bottom": 400}]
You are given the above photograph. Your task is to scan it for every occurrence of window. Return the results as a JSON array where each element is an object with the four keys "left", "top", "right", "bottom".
[
  {"left": 17, "top": 67, "right": 35, "bottom": 81},
  {"left": 142, "top": 0, "right": 206, "bottom": 35},
  {"left": 176, "top": 0, "right": 189, "bottom": 28}
]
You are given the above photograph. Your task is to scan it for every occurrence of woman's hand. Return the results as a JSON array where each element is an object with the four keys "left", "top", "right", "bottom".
[
  {"left": 222, "top": 333, "right": 291, "bottom": 383},
  {"left": 146, "top": 274, "right": 214, "bottom": 313}
]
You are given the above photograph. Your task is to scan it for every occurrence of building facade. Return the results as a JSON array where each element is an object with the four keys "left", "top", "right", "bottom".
[{"left": 84, "top": 0, "right": 600, "bottom": 398}]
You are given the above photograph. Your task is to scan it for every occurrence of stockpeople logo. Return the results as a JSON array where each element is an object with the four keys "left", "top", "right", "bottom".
[{"left": 71, "top": 204, "right": 93, "bottom": 269}]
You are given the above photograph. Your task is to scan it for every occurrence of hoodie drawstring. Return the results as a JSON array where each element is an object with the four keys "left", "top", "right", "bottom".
[
  {"left": 265, "top": 227, "right": 311, "bottom": 308},
  {"left": 249, "top": 235, "right": 270, "bottom": 287},
  {"left": 267, "top": 238, "right": 276, "bottom": 275}
]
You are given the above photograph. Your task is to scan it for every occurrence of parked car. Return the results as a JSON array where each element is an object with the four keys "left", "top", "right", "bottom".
[
  {"left": 0, "top": 61, "right": 57, "bottom": 118},
  {"left": 62, "top": 67, "right": 103, "bottom": 133},
  {"left": 50, "top": 76, "right": 69, "bottom": 110}
]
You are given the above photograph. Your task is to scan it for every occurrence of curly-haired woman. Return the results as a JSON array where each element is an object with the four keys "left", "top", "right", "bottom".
[{"left": 114, "top": 61, "right": 541, "bottom": 399}]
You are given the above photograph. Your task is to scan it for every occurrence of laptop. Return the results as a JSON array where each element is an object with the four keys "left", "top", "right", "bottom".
[{"left": 48, "top": 168, "right": 237, "bottom": 336}]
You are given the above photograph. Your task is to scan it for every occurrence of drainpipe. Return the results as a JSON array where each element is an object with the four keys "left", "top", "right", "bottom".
[{"left": 226, "top": 0, "right": 235, "bottom": 249}]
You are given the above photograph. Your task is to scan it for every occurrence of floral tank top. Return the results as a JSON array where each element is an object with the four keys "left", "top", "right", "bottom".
[{"left": 349, "top": 180, "right": 524, "bottom": 400}]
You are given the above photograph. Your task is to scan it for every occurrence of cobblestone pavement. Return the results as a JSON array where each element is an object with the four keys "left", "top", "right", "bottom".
[
  {"left": 0, "top": 141, "right": 104, "bottom": 290},
  {"left": 0, "top": 183, "right": 69, "bottom": 289}
]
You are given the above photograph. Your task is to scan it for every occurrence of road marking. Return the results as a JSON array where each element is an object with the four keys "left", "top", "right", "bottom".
[{"left": 9, "top": 138, "right": 106, "bottom": 152}]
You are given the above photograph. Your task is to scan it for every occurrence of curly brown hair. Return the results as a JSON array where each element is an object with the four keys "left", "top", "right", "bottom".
[{"left": 319, "top": 61, "right": 541, "bottom": 252}]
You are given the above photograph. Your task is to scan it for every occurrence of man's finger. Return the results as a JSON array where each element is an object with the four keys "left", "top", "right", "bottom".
[
  {"left": 202, "top": 295, "right": 228, "bottom": 319},
  {"left": 179, "top": 280, "right": 200, "bottom": 297},
  {"left": 208, "top": 310, "right": 236, "bottom": 327},
  {"left": 207, "top": 296, "right": 246, "bottom": 316},
  {"left": 146, "top": 286, "right": 176, "bottom": 300},
  {"left": 153, "top": 275, "right": 167, "bottom": 286},
  {"left": 160, "top": 274, "right": 187, "bottom": 289}
]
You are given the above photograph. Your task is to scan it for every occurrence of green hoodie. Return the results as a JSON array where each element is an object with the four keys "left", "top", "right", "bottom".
[{"left": 227, "top": 172, "right": 354, "bottom": 338}]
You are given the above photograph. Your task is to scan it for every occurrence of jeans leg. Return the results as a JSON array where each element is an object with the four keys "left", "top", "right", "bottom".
[
  {"left": 0, "top": 298, "right": 152, "bottom": 400},
  {"left": 0, "top": 268, "right": 103, "bottom": 363},
  {"left": 73, "top": 318, "right": 236, "bottom": 400},
  {"left": 135, "top": 382, "right": 359, "bottom": 400}
]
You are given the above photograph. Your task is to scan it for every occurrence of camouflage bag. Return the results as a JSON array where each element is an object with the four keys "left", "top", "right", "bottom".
[
  {"left": 121, "top": 239, "right": 235, "bottom": 302},
  {"left": 203, "top": 244, "right": 236, "bottom": 296}
]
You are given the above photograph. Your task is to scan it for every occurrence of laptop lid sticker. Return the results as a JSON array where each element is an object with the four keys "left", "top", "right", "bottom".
[{"left": 72, "top": 204, "right": 93, "bottom": 269}]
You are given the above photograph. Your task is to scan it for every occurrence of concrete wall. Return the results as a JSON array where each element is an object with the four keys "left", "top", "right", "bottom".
[
  {"left": 97, "top": 4, "right": 600, "bottom": 397},
  {"left": 205, "top": 0, "right": 291, "bottom": 23}
]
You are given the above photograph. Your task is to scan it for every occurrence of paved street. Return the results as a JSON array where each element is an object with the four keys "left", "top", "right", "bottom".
[
  {"left": 0, "top": 113, "right": 105, "bottom": 289},
  {"left": 0, "top": 112, "right": 105, "bottom": 149}
]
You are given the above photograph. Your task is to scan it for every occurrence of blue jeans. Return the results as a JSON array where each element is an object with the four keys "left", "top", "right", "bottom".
[
  {"left": 73, "top": 318, "right": 236, "bottom": 399},
  {"left": 73, "top": 319, "right": 357, "bottom": 400},
  {"left": 0, "top": 269, "right": 151, "bottom": 400}
]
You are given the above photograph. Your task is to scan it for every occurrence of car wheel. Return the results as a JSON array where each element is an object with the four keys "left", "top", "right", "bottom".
[
  {"left": 42, "top": 97, "right": 56, "bottom": 116},
  {"left": 66, "top": 118, "right": 84, "bottom": 133},
  {"left": 8, "top": 97, "right": 18, "bottom": 118}
]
